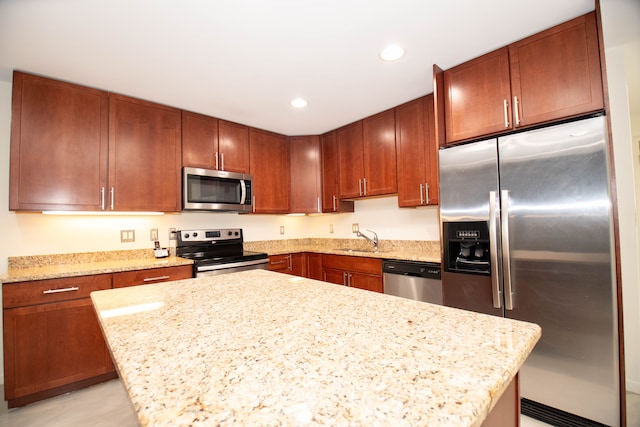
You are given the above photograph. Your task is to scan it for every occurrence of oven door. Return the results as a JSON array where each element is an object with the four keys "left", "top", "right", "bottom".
[
  {"left": 196, "top": 258, "right": 269, "bottom": 277},
  {"left": 183, "top": 167, "right": 253, "bottom": 212}
]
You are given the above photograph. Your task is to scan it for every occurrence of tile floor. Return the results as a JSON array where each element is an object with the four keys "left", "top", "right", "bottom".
[{"left": 0, "top": 379, "right": 637, "bottom": 426}]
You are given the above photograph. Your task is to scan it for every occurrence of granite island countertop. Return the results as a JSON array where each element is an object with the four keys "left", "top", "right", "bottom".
[{"left": 91, "top": 270, "right": 540, "bottom": 427}]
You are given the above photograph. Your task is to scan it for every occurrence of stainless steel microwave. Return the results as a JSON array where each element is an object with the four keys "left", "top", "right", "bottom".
[{"left": 183, "top": 167, "right": 253, "bottom": 212}]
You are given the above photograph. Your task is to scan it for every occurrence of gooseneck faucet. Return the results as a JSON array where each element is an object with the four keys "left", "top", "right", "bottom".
[{"left": 357, "top": 229, "right": 378, "bottom": 251}]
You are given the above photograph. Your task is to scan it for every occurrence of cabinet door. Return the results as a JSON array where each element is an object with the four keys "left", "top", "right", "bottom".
[
  {"left": 396, "top": 96, "right": 441, "bottom": 207},
  {"left": 362, "top": 109, "right": 397, "bottom": 196},
  {"left": 323, "top": 268, "right": 347, "bottom": 286},
  {"left": 290, "top": 136, "right": 321, "bottom": 213},
  {"left": 182, "top": 111, "right": 218, "bottom": 169},
  {"left": 320, "top": 132, "right": 354, "bottom": 213},
  {"left": 249, "top": 128, "right": 290, "bottom": 213},
  {"left": 109, "top": 95, "right": 182, "bottom": 212},
  {"left": 444, "top": 47, "right": 512, "bottom": 143},
  {"left": 307, "top": 253, "right": 323, "bottom": 280},
  {"left": 9, "top": 72, "right": 108, "bottom": 211},
  {"left": 113, "top": 265, "right": 193, "bottom": 288},
  {"left": 290, "top": 253, "right": 308, "bottom": 277},
  {"left": 218, "top": 120, "right": 250, "bottom": 173},
  {"left": 337, "top": 121, "right": 364, "bottom": 198},
  {"left": 509, "top": 12, "right": 602, "bottom": 127},
  {"left": 3, "top": 299, "right": 114, "bottom": 401},
  {"left": 349, "top": 272, "right": 383, "bottom": 293}
]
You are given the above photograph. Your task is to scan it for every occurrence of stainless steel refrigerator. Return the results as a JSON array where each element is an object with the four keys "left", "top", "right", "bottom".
[{"left": 438, "top": 115, "right": 622, "bottom": 426}]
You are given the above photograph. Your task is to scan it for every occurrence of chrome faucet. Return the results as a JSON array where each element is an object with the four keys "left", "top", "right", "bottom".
[{"left": 357, "top": 229, "right": 378, "bottom": 251}]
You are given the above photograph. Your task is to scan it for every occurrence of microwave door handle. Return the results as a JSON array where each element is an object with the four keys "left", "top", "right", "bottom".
[{"left": 240, "top": 180, "right": 247, "bottom": 204}]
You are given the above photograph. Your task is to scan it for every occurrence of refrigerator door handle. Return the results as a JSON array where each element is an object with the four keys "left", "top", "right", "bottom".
[
  {"left": 500, "top": 190, "right": 515, "bottom": 310},
  {"left": 489, "top": 191, "right": 502, "bottom": 309}
]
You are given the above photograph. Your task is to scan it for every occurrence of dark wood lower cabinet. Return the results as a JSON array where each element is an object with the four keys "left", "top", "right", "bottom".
[
  {"left": 3, "top": 274, "right": 115, "bottom": 408},
  {"left": 2, "top": 265, "right": 194, "bottom": 408},
  {"left": 322, "top": 255, "right": 383, "bottom": 293},
  {"left": 481, "top": 374, "right": 519, "bottom": 427}
]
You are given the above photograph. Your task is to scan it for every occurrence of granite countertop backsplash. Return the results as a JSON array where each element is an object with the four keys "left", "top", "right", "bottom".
[{"left": 245, "top": 238, "right": 441, "bottom": 263}]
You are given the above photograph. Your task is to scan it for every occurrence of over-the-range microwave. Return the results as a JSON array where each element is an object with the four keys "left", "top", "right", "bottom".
[{"left": 183, "top": 167, "right": 253, "bottom": 212}]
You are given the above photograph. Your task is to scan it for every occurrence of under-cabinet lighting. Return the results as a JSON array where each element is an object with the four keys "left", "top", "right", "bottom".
[
  {"left": 43, "top": 211, "right": 165, "bottom": 216},
  {"left": 287, "top": 213, "right": 306, "bottom": 216}
]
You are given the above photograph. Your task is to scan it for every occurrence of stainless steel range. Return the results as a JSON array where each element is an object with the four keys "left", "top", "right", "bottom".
[{"left": 176, "top": 228, "right": 268, "bottom": 277}]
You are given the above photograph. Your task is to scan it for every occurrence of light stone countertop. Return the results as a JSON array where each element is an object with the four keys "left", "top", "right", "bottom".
[
  {"left": 245, "top": 238, "right": 441, "bottom": 263},
  {"left": 91, "top": 269, "right": 540, "bottom": 427},
  {"left": 1, "top": 249, "right": 193, "bottom": 284}
]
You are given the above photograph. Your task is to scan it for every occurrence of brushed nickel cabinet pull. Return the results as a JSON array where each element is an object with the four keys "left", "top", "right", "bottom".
[
  {"left": 419, "top": 184, "right": 424, "bottom": 205},
  {"left": 110, "top": 187, "right": 115, "bottom": 210},
  {"left": 215, "top": 151, "right": 219, "bottom": 170},
  {"left": 143, "top": 275, "right": 171, "bottom": 282},
  {"left": 503, "top": 99, "right": 510, "bottom": 128},
  {"left": 514, "top": 96, "right": 521, "bottom": 126},
  {"left": 425, "top": 183, "right": 430, "bottom": 204},
  {"left": 220, "top": 153, "right": 225, "bottom": 171},
  {"left": 363, "top": 178, "right": 367, "bottom": 196},
  {"left": 358, "top": 179, "right": 363, "bottom": 196},
  {"left": 100, "top": 187, "right": 105, "bottom": 210},
  {"left": 332, "top": 195, "right": 337, "bottom": 212},
  {"left": 43, "top": 287, "right": 79, "bottom": 294}
]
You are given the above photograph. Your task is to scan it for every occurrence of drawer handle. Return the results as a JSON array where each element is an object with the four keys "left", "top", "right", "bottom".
[
  {"left": 43, "top": 287, "right": 79, "bottom": 294},
  {"left": 143, "top": 275, "right": 171, "bottom": 282},
  {"left": 270, "top": 260, "right": 287, "bottom": 265}
]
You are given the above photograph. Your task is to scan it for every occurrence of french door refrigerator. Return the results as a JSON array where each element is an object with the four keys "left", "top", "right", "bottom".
[{"left": 438, "top": 115, "right": 621, "bottom": 426}]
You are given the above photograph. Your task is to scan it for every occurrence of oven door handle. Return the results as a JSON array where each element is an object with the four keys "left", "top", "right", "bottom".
[{"left": 197, "top": 258, "right": 268, "bottom": 272}]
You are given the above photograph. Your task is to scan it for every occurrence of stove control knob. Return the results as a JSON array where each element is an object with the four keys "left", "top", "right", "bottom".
[
  {"left": 228, "top": 231, "right": 233, "bottom": 236},
  {"left": 184, "top": 233, "right": 190, "bottom": 239},
  {"left": 235, "top": 231, "right": 240, "bottom": 236},
  {"left": 193, "top": 232, "right": 198, "bottom": 237}
]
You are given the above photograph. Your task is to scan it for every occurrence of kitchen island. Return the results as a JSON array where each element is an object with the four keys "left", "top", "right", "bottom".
[{"left": 90, "top": 270, "right": 540, "bottom": 426}]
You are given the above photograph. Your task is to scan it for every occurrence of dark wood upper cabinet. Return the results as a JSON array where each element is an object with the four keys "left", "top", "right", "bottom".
[
  {"left": 218, "top": 120, "right": 250, "bottom": 174},
  {"left": 396, "top": 95, "right": 439, "bottom": 207},
  {"left": 509, "top": 12, "right": 603, "bottom": 127},
  {"left": 249, "top": 128, "right": 290, "bottom": 214},
  {"left": 182, "top": 111, "right": 218, "bottom": 169},
  {"left": 443, "top": 12, "right": 603, "bottom": 144},
  {"left": 444, "top": 47, "right": 512, "bottom": 143},
  {"left": 362, "top": 109, "right": 397, "bottom": 196},
  {"left": 108, "top": 94, "right": 182, "bottom": 212},
  {"left": 337, "top": 110, "right": 397, "bottom": 199},
  {"left": 9, "top": 71, "right": 109, "bottom": 211},
  {"left": 337, "top": 121, "right": 364, "bottom": 199},
  {"left": 290, "top": 136, "right": 321, "bottom": 214},
  {"left": 320, "top": 131, "right": 354, "bottom": 213},
  {"left": 182, "top": 113, "right": 250, "bottom": 173}
]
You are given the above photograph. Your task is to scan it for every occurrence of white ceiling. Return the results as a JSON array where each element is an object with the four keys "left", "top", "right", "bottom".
[{"left": 0, "top": 0, "right": 616, "bottom": 136}]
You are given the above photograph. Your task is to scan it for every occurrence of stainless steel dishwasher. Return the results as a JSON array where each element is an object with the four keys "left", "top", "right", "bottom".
[{"left": 382, "top": 259, "right": 442, "bottom": 304}]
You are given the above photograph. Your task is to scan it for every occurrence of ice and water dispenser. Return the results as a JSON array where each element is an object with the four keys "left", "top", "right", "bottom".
[{"left": 443, "top": 221, "right": 491, "bottom": 275}]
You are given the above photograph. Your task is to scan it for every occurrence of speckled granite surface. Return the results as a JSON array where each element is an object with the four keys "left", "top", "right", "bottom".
[
  {"left": 91, "top": 270, "right": 540, "bottom": 427},
  {"left": 1, "top": 249, "right": 193, "bottom": 284},
  {"left": 245, "top": 238, "right": 441, "bottom": 263}
]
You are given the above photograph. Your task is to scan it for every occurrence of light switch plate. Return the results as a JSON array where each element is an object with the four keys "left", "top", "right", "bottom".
[
  {"left": 280, "top": 225, "right": 285, "bottom": 235},
  {"left": 150, "top": 228, "right": 158, "bottom": 241},
  {"left": 352, "top": 223, "right": 359, "bottom": 233},
  {"left": 120, "top": 230, "right": 135, "bottom": 243}
]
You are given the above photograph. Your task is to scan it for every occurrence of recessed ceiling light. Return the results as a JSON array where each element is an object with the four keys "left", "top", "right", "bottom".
[
  {"left": 290, "top": 98, "right": 308, "bottom": 108},
  {"left": 379, "top": 45, "right": 406, "bottom": 62}
]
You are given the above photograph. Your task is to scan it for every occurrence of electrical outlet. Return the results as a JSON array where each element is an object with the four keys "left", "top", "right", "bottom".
[
  {"left": 329, "top": 224, "right": 334, "bottom": 234},
  {"left": 280, "top": 225, "right": 285, "bottom": 235},
  {"left": 169, "top": 228, "right": 177, "bottom": 240},
  {"left": 352, "top": 223, "right": 359, "bottom": 233},
  {"left": 150, "top": 228, "right": 158, "bottom": 241},
  {"left": 120, "top": 229, "right": 135, "bottom": 243}
]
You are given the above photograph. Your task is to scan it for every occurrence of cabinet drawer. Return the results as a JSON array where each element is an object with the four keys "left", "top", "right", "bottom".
[
  {"left": 322, "top": 254, "right": 382, "bottom": 275},
  {"left": 3, "top": 274, "right": 112, "bottom": 309},
  {"left": 268, "top": 254, "right": 291, "bottom": 272},
  {"left": 113, "top": 265, "right": 193, "bottom": 288}
]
